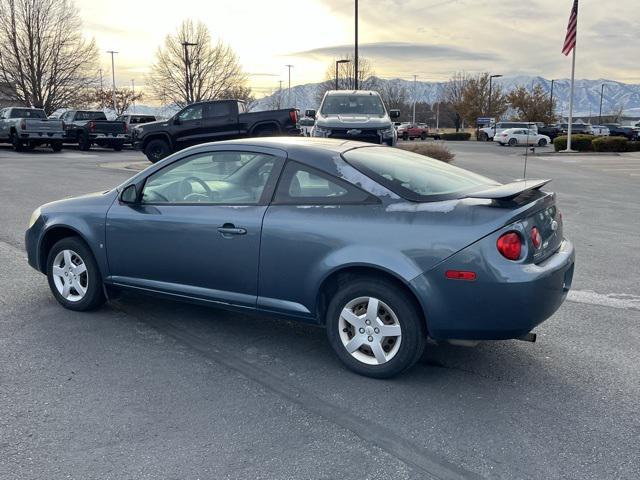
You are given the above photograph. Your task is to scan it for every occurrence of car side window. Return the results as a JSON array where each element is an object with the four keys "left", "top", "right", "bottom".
[
  {"left": 178, "top": 105, "right": 203, "bottom": 122},
  {"left": 141, "top": 151, "right": 280, "bottom": 205},
  {"left": 273, "top": 161, "right": 377, "bottom": 205},
  {"left": 207, "top": 103, "right": 232, "bottom": 118}
]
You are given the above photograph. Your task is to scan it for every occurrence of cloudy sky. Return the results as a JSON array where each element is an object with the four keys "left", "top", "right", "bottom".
[{"left": 78, "top": 0, "right": 640, "bottom": 97}]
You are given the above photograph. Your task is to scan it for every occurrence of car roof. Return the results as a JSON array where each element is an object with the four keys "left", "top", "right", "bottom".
[{"left": 324, "top": 90, "right": 380, "bottom": 97}]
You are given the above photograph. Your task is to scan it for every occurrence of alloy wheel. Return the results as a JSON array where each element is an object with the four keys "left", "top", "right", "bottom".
[
  {"left": 51, "top": 249, "right": 88, "bottom": 302},
  {"left": 338, "top": 296, "right": 402, "bottom": 365}
]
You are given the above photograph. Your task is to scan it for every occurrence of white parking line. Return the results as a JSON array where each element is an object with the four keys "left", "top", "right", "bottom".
[{"left": 567, "top": 290, "right": 640, "bottom": 311}]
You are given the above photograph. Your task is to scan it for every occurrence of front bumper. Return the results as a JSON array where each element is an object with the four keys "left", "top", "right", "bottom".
[{"left": 412, "top": 238, "right": 575, "bottom": 340}]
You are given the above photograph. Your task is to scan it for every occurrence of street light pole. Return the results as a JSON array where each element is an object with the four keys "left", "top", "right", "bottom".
[
  {"left": 599, "top": 83, "right": 605, "bottom": 124},
  {"left": 131, "top": 79, "right": 136, "bottom": 114},
  {"left": 278, "top": 80, "right": 283, "bottom": 109},
  {"left": 549, "top": 79, "right": 555, "bottom": 121},
  {"left": 285, "top": 64, "right": 293, "bottom": 107},
  {"left": 107, "top": 51, "right": 118, "bottom": 113},
  {"left": 354, "top": 0, "right": 358, "bottom": 90},
  {"left": 181, "top": 41, "right": 197, "bottom": 104},
  {"left": 412, "top": 75, "right": 417, "bottom": 124},
  {"left": 488, "top": 74, "right": 502, "bottom": 135},
  {"left": 335, "top": 60, "right": 350, "bottom": 90}
]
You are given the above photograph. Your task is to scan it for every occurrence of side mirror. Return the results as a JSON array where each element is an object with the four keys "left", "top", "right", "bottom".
[
  {"left": 305, "top": 109, "right": 316, "bottom": 118},
  {"left": 389, "top": 109, "right": 400, "bottom": 119},
  {"left": 120, "top": 184, "right": 139, "bottom": 204}
]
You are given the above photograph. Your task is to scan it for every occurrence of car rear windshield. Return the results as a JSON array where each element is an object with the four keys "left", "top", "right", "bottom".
[
  {"left": 321, "top": 94, "right": 385, "bottom": 116},
  {"left": 76, "top": 111, "right": 107, "bottom": 120},
  {"left": 342, "top": 147, "right": 498, "bottom": 201},
  {"left": 9, "top": 108, "right": 46, "bottom": 119}
]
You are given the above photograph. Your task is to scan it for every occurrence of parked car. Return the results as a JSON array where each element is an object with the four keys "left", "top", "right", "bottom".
[
  {"left": 134, "top": 99, "right": 299, "bottom": 163},
  {"left": 495, "top": 128, "right": 551, "bottom": 147},
  {"left": 479, "top": 122, "right": 538, "bottom": 141},
  {"left": 557, "top": 123, "right": 591, "bottom": 135},
  {"left": 537, "top": 124, "right": 561, "bottom": 140},
  {"left": 588, "top": 125, "right": 610, "bottom": 136},
  {"left": 299, "top": 116, "right": 315, "bottom": 137},
  {"left": 309, "top": 90, "right": 400, "bottom": 146},
  {"left": 398, "top": 123, "right": 428, "bottom": 141},
  {"left": 0, "top": 107, "right": 65, "bottom": 152},
  {"left": 25, "top": 137, "right": 574, "bottom": 378},
  {"left": 603, "top": 124, "right": 638, "bottom": 140},
  {"left": 61, "top": 110, "right": 127, "bottom": 151},
  {"left": 116, "top": 114, "right": 157, "bottom": 144}
]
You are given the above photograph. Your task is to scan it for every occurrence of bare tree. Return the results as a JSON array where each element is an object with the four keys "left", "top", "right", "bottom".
[
  {"left": 379, "top": 81, "right": 408, "bottom": 112},
  {"left": 445, "top": 72, "right": 508, "bottom": 129},
  {"left": 315, "top": 54, "right": 376, "bottom": 104},
  {"left": 147, "top": 19, "right": 249, "bottom": 108},
  {"left": 0, "top": 0, "right": 98, "bottom": 115},
  {"left": 94, "top": 88, "right": 143, "bottom": 116}
]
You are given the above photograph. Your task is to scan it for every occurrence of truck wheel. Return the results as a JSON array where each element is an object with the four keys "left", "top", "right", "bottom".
[
  {"left": 10, "top": 132, "right": 24, "bottom": 152},
  {"left": 420, "top": 133, "right": 427, "bottom": 140},
  {"left": 112, "top": 142, "right": 124, "bottom": 152},
  {"left": 144, "top": 139, "right": 170, "bottom": 163},
  {"left": 78, "top": 132, "right": 91, "bottom": 151},
  {"left": 51, "top": 141, "right": 63, "bottom": 152},
  {"left": 255, "top": 128, "right": 278, "bottom": 137},
  {"left": 402, "top": 133, "right": 408, "bottom": 140}
]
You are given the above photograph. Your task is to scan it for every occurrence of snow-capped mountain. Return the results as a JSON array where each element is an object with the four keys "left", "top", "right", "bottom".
[{"left": 251, "top": 75, "right": 640, "bottom": 118}]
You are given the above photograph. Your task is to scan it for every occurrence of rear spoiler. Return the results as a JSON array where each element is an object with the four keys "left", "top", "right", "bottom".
[{"left": 467, "top": 179, "right": 551, "bottom": 201}]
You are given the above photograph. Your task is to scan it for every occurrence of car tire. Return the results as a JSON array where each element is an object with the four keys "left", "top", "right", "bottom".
[
  {"left": 78, "top": 132, "right": 91, "bottom": 151},
  {"left": 402, "top": 133, "right": 408, "bottom": 140},
  {"left": 508, "top": 138, "right": 517, "bottom": 146},
  {"left": 46, "top": 237, "right": 106, "bottom": 312},
  {"left": 420, "top": 133, "right": 427, "bottom": 140},
  {"left": 144, "top": 138, "right": 170, "bottom": 163},
  {"left": 325, "top": 277, "right": 426, "bottom": 378},
  {"left": 538, "top": 138, "right": 548, "bottom": 147},
  {"left": 51, "top": 141, "right": 63, "bottom": 152},
  {"left": 112, "top": 142, "right": 124, "bottom": 152},
  {"left": 10, "top": 132, "right": 24, "bottom": 152}
]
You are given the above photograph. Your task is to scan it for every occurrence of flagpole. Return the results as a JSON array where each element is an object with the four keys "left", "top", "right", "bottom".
[{"left": 565, "top": 43, "right": 577, "bottom": 152}]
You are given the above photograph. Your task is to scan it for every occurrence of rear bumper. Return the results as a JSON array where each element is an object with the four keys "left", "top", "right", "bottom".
[
  {"left": 90, "top": 133, "right": 127, "bottom": 141},
  {"left": 19, "top": 132, "right": 65, "bottom": 140},
  {"left": 412, "top": 238, "right": 575, "bottom": 340}
]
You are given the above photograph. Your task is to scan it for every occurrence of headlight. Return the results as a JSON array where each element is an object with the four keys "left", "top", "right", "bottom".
[
  {"left": 28, "top": 207, "right": 41, "bottom": 229},
  {"left": 379, "top": 127, "right": 395, "bottom": 138},
  {"left": 312, "top": 126, "right": 331, "bottom": 137}
]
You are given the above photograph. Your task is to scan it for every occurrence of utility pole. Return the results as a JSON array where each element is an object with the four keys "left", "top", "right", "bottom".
[
  {"left": 285, "top": 64, "right": 293, "bottom": 107},
  {"left": 549, "top": 79, "right": 555, "bottom": 121},
  {"left": 278, "top": 80, "right": 283, "bottom": 109},
  {"left": 354, "top": 0, "right": 358, "bottom": 90},
  {"left": 412, "top": 75, "right": 417, "bottom": 124},
  {"left": 335, "top": 59, "right": 350, "bottom": 90},
  {"left": 181, "top": 41, "right": 198, "bottom": 104},
  {"left": 488, "top": 74, "right": 502, "bottom": 135},
  {"left": 107, "top": 51, "right": 118, "bottom": 113},
  {"left": 131, "top": 79, "right": 136, "bottom": 114},
  {"left": 599, "top": 83, "right": 605, "bottom": 124}
]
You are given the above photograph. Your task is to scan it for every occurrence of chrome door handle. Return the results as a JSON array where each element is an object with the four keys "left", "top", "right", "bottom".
[{"left": 217, "top": 224, "right": 247, "bottom": 236}]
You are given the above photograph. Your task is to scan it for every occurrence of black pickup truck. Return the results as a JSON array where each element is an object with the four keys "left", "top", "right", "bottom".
[
  {"left": 61, "top": 110, "right": 128, "bottom": 151},
  {"left": 133, "top": 99, "right": 299, "bottom": 162}
]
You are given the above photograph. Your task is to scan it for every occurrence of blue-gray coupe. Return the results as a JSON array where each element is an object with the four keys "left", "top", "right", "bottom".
[{"left": 25, "top": 138, "right": 575, "bottom": 377}]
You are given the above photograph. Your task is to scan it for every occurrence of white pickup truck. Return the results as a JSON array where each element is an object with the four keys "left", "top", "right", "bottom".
[
  {"left": 0, "top": 107, "right": 65, "bottom": 151},
  {"left": 309, "top": 90, "right": 400, "bottom": 146}
]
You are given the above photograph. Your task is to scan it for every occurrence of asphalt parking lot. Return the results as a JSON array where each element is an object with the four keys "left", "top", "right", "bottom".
[{"left": 1, "top": 141, "right": 639, "bottom": 479}]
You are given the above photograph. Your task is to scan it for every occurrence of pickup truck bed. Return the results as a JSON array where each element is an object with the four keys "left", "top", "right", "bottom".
[
  {"left": 61, "top": 110, "right": 127, "bottom": 151},
  {"left": 0, "top": 107, "right": 65, "bottom": 152}
]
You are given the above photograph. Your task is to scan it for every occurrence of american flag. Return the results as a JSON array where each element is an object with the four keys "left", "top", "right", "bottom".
[{"left": 562, "top": 0, "right": 579, "bottom": 56}]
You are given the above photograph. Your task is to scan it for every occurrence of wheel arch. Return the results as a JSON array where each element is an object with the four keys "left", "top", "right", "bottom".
[
  {"left": 315, "top": 264, "right": 429, "bottom": 334},
  {"left": 250, "top": 121, "right": 282, "bottom": 136},
  {"left": 37, "top": 225, "right": 100, "bottom": 275},
  {"left": 142, "top": 132, "right": 173, "bottom": 149}
]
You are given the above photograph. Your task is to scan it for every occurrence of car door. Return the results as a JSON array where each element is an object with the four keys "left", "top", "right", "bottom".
[
  {"left": 105, "top": 146, "right": 285, "bottom": 308},
  {"left": 173, "top": 103, "right": 207, "bottom": 148},
  {"left": 202, "top": 101, "right": 240, "bottom": 140}
]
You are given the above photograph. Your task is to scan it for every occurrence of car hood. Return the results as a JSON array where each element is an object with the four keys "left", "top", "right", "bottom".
[
  {"left": 40, "top": 189, "right": 118, "bottom": 214},
  {"left": 316, "top": 114, "right": 392, "bottom": 129}
]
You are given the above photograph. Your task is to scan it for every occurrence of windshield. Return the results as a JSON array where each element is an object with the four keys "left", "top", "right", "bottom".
[
  {"left": 76, "top": 111, "right": 107, "bottom": 121},
  {"left": 343, "top": 147, "right": 498, "bottom": 201},
  {"left": 9, "top": 108, "right": 46, "bottom": 119},
  {"left": 321, "top": 94, "right": 385, "bottom": 116}
]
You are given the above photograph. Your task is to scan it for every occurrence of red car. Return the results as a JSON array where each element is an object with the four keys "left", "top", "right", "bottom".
[{"left": 398, "top": 123, "right": 428, "bottom": 140}]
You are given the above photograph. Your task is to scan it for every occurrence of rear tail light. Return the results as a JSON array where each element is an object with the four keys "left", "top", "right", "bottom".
[
  {"left": 88, "top": 121, "right": 96, "bottom": 132},
  {"left": 289, "top": 110, "right": 298, "bottom": 124},
  {"left": 20, "top": 119, "right": 26, "bottom": 130},
  {"left": 123, "top": 123, "right": 128, "bottom": 133},
  {"left": 531, "top": 227, "right": 542, "bottom": 249},
  {"left": 497, "top": 231, "right": 522, "bottom": 260}
]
